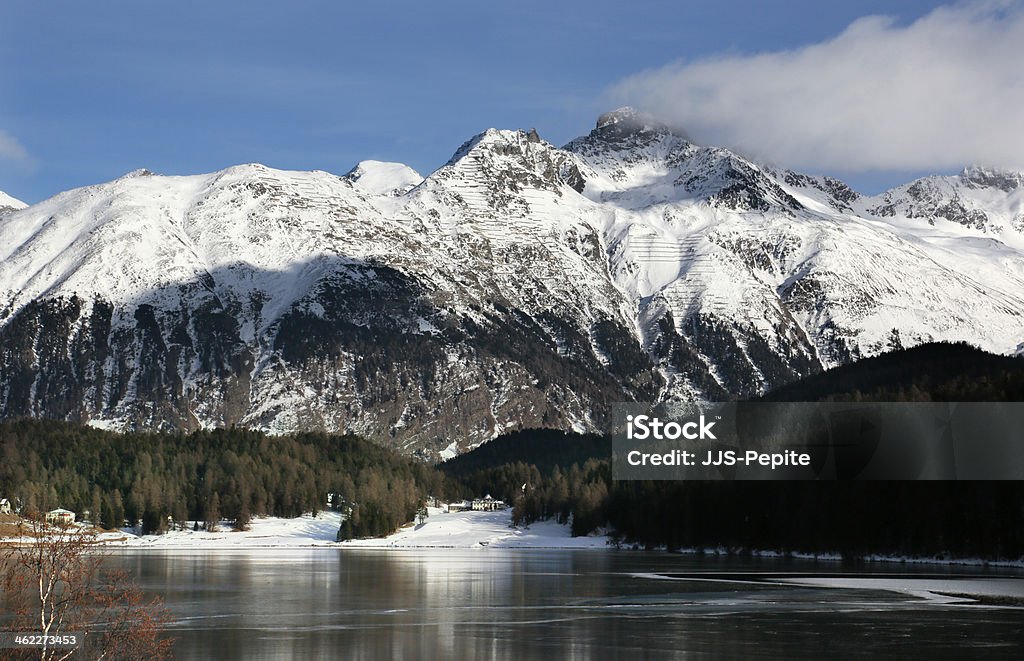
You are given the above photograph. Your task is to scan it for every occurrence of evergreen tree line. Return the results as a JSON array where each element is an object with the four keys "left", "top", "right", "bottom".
[
  {"left": 440, "top": 428, "right": 609, "bottom": 477},
  {"left": 602, "top": 480, "right": 1024, "bottom": 559},
  {"left": 0, "top": 419, "right": 461, "bottom": 537},
  {"left": 3, "top": 342, "right": 1022, "bottom": 555},
  {"left": 3, "top": 415, "right": 1022, "bottom": 557},
  {"left": 762, "top": 341, "right": 1024, "bottom": 403},
  {"left": 449, "top": 459, "right": 610, "bottom": 537},
  {"left": 457, "top": 456, "right": 1024, "bottom": 560},
  {"left": 444, "top": 342, "right": 1024, "bottom": 560}
]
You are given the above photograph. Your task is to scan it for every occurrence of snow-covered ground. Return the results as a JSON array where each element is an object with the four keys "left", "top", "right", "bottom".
[
  {"left": 13, "top": 512, "right": 1024, "bottom": 568},
  {"left": 778, "top": 576, "right": 1024, "bottom": 603},
  {"left": 97, "top": 508, "right": 610, "bottom": 550},
  {"left": 343, "top": 508, "right": 609, "bottom": 549},
  {"left": 636, "top": 571, "right": 1024, "bottom": 604},
  {"left": 98, "top": 511, "right": 345, "bottom": 548}
]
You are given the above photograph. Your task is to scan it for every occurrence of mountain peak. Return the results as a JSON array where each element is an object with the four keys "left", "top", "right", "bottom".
[
  {"left": 959, "top": 165, "right": 1024, "bottom": 193},
  {"left": 596, "top": 107, "right": 644, "bottom": 129},
  {"left": 0, "top": 189, "right": 27, "bottom": 212},
  {"left": 344, "top": 160, "right": 423, "bottom": 196},
  {"left": 445, "top": 127, "right": 563, "bottom": 168},
  {"left": 594, "top": 107, "right": 678, "bottom": 136},
  {"left": 563, "top": 110, "right": 689, "bottom": 163},
  {"left": 120, "top": 168, "right": 155, "bottom": 179}
]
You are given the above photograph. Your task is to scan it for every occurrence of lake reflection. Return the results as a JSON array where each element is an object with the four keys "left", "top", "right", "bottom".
[{"left": 108, "top": 550, "right": 1024, "bottom": 660}]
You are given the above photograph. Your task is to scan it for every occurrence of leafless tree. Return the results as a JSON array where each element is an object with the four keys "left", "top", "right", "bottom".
[{"left": 0, "top": 519, "right": 173, "bottom": 661}]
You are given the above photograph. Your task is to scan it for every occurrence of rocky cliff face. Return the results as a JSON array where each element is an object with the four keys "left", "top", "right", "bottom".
[{"left": 2, "top": 110, "right": 1023, "bottom": 458}]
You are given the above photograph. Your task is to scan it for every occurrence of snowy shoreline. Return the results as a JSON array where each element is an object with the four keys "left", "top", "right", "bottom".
[
  {"left": 95, "top": 508, "right": 610, "bottom": 551},
  {"left": 80, "top": 509, "right": 1024, "bottom": 568}
]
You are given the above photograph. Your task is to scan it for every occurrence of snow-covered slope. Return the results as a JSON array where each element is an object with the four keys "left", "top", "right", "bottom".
[
  {"left": 0, "top": 190, "right": 26, "bottom": 214},
  {"left": 562, "top": 108, "right": 1023, "bottom": 396},
  {"left": 0, "top": 142, "right": 658, "bottom": 454},
  {"left": 857, "top": 166, "right": 1024, "bottom": 240},
  {"left": 1, "top": 109, "right": 1022, "bottom": 456}
]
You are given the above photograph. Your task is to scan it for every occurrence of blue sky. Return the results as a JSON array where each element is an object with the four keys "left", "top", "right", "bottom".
[{"left": 0, "top": 1, "right": 999, "bottom": 202}]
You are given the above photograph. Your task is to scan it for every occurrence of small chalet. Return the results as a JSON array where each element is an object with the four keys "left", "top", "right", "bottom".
[
  {"left": 46, "top": 508, "right": 76, "bottom": 527},
  {"left": 0, "top": 498, "right": 11, "bottom": 515},
  {"left": 446, "top": 500, "right": 472, "bottom": 513},
  {"left": 471, "top": 495, "right": 506, "bottom": 512}
]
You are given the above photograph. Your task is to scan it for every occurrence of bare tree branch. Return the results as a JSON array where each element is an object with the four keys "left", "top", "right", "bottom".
[{"left": 1, "top": 518, "right": 174, "bottom": 661}]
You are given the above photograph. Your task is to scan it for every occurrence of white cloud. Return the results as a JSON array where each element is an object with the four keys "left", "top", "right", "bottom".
[
  {"left": 0, "top": 130, "right": 33, "bottom": 166},
  {"left": 610, "top": 1, "right": 1024, "bottom": 172}
]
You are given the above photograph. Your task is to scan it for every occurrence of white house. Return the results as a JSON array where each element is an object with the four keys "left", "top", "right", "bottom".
[
  {"left": 445, "top": 500, "right": 472, "bottom": 513},
  {"left": 46, "top": 508, "right": 76, "bottom": 527},
  {"left": 0, "top": 498, "right": 11, "bottom": 515},
  {"left": 471, "top": 495, "right": 506, "bottom": 512}
]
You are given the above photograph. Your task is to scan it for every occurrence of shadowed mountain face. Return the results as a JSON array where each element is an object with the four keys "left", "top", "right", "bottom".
[
  {"left": 0, "top": 258, "right": 660, "bottom": 459},
  {"left": 2, "top": 111, "right": 1023, "bottom": 457}
]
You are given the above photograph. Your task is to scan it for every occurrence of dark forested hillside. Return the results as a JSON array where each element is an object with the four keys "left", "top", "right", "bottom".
[
  {"left": 0, "top": 419, "right": 458, "bottom": 538},
  {"left": 762, "top": 341, "right": 1024, "bottom": 402},
  {"left": 443, "top": 342, "right": 1024, "bottom": 559},
  {"left": 3, "top": 342, "right": 1022, "bottom": 558},
  {"left": 440, "top": 429, "right": 609, "bottom": 477}
]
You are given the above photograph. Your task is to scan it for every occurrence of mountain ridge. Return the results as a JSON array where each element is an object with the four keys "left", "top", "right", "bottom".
[{"left": 1, "top": 111, "right": 1022, "bottom": 458}]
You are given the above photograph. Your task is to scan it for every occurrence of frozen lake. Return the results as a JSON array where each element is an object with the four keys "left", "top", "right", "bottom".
[{"left": 108, "top": 549, "right": 1024, "bottom": 659}]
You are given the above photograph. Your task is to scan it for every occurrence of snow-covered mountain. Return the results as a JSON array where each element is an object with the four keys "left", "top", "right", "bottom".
[
  {"left": 0, "top": 190, "right": 26, "bottom": 214},
  {"left": 1, "top": 109, "right": 1022, "bottom": 457}
]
